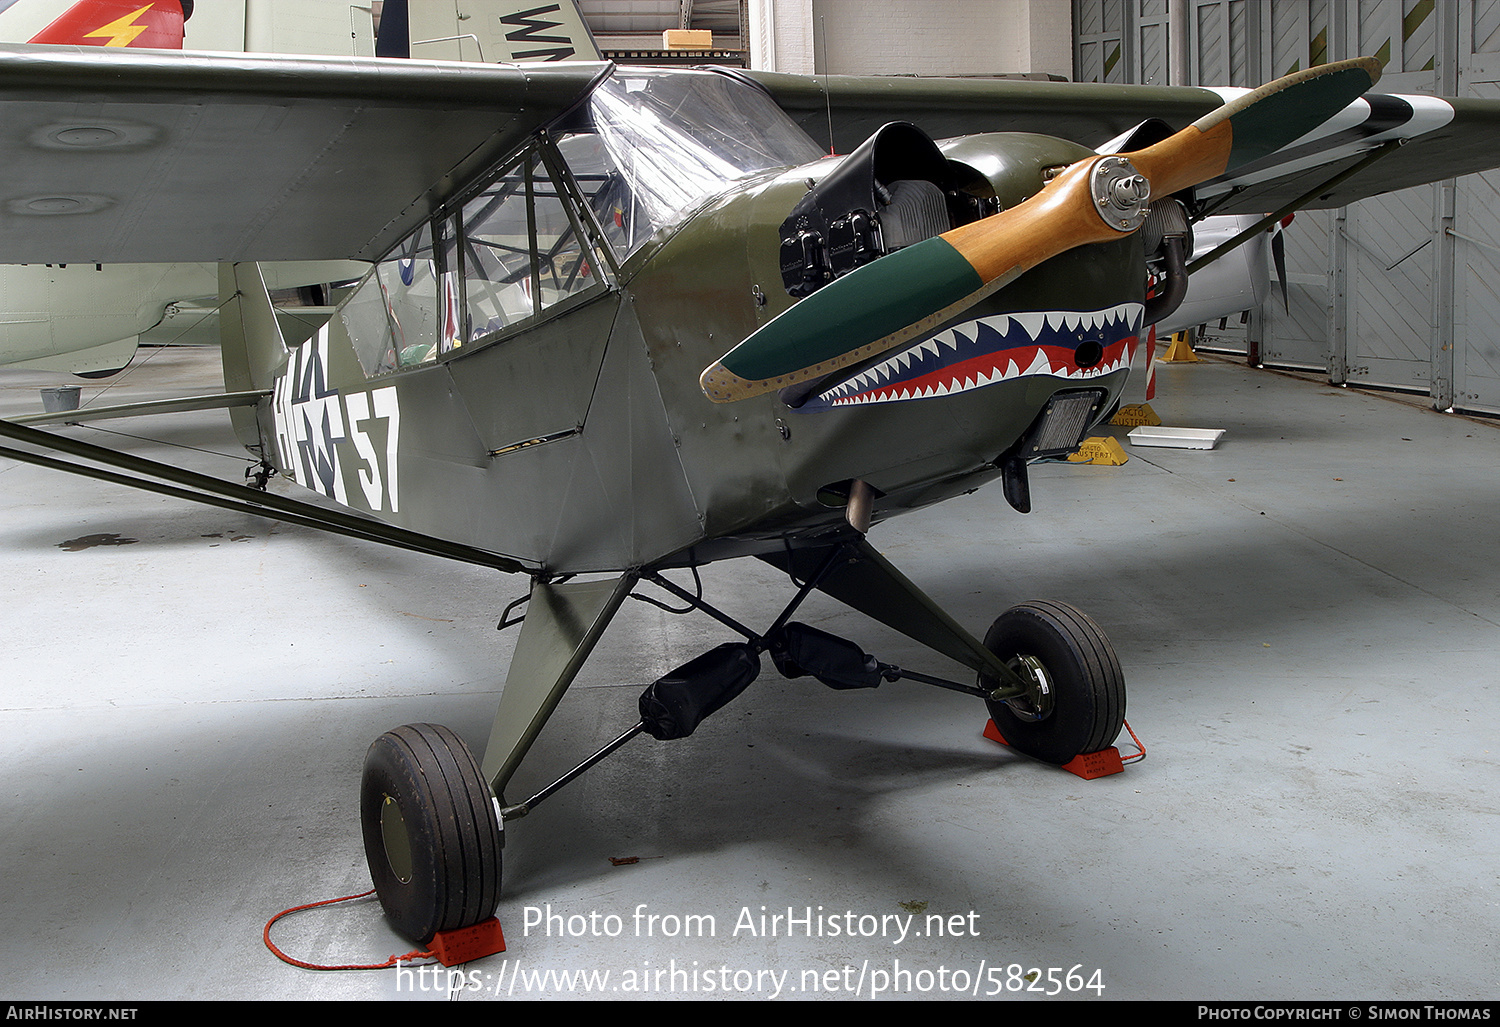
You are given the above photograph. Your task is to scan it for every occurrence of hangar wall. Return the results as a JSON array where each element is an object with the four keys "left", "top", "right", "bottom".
[
  {"left": 1075, "top": 0, "right": 1500, "bottom": 416},
  {"left": 748, "top": 0, "right": 1072, "bottom": 78}
]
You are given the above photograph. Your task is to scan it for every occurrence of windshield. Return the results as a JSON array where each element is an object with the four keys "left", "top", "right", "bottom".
[{"left": 556, "top": 68, "right": 824, "bottom": 259}]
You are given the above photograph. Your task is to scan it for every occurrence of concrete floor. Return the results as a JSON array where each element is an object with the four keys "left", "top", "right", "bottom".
[{"left": 0, "top": 344, "right": 1496, "bottom": 1001}]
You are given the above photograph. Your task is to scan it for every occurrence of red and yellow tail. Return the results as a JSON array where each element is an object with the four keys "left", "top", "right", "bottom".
[{"left": 28, "top": 0, "right": 189, "bottom": 49}]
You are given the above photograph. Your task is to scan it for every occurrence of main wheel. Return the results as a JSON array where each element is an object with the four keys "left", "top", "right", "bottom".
[
  {"left": 360, "top": 723, "right": 503, "bottom": 944},
  {"left": 980, "top": 601, "right": 1125, "bottom": 765}
]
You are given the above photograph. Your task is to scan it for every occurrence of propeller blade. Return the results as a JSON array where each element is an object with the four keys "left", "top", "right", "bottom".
[{"left": 701, "top": 57, "right": 1381, "bottom": 404}]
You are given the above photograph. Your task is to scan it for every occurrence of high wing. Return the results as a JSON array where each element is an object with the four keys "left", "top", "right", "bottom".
[
  {"left": 1192, "top": 93, "right": 1500, "bottom": 214},
  {"left": 0, "top": 44, "right": 608, "bottom": 265},
  {"left": 746, "top": 69, "right": 1500, "bottom": 216},
  {"left": 5, "top": 45, "right": 1497, "bottom": 268},
  {"left": 746, "top": 69, "right": 1231, "bottom": 149}
]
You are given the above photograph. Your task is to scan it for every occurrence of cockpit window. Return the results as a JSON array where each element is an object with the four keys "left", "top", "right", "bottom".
[
  {"left": 460, "top": 150, "right": 602, "bottom": 343},
  {"left": 344, "top": 142, "right": 611, "bottom": 376},
  {"left": 341, "top": 70, "right": 816, "bottom": 378},
  {"left": 556, "top": 68, "right": 824, "bottom": 261}
]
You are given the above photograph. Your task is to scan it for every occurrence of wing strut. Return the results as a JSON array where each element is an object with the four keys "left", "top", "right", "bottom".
[
  {"left": 0, "top": 415, "right": 530, "bottom": 573},
  {"left": 1188, "top": 138, "right": 1405, "bottom": 274}
]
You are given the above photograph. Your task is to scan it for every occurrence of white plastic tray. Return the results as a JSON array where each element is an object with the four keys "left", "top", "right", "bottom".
[{"left": 1126, "top": 426, "right": 1225, "bottom": 450}]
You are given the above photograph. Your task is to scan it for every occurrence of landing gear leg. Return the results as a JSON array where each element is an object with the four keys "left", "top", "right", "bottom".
[{"left": 359, "top": 575, "right": 635, "bottom": 945}]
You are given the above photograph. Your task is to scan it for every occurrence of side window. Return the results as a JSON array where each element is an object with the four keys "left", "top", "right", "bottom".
[
  {"left": 343, "top": 265, "right": 399, "bottom": 377},
  {"left": 343, "top": 144, "right": 612, "bottom": 376},
  {"left": 460, "top": 161, "right": 534, "bottom": 343},
  {"left": 556, "top": 131, "right": 651, "bottom": 260},
  {"left": 530, "top": 150, "right": 601, "bottom": 308},
  {"left": 459, "top": 150, "right": 604, "bottom": 345},
  {"left": 434, "top": 216, "right": 463, "bottom": 357},
  {"left": 387, "top": 220, "right": 441, "bottom": 368},
  {"left": 343, "top": 220, "right": 442, "bottom": 376}
]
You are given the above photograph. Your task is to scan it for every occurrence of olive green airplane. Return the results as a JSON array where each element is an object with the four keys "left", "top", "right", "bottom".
[{"left": 2, "top": 42, "right": 1498, "bottom": 947}]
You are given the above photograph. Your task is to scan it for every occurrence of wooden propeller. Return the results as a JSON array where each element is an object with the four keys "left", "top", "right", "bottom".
[{"left": 700, "top": 57, "right": 1382, "bottom": 404}]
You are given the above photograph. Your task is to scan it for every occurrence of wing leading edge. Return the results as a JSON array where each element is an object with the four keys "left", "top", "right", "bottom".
[
  {"left": 0, "top": 44, "right": 610, "bottom": 265},
  {"left": 747, "top": 69, "right": 1500, "bottom": 216},
  {"left": 6, "top": 49, "right": 1497, "bottom": 268}
]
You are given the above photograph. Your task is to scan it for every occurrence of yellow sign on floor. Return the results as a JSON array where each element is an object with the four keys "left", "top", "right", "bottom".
[
  {"left": 1067, "top": 436, "right": 1129, "bottom": 465},
  {"left": 1110, "top": 403, "right": 1161, "bottom": 426}
]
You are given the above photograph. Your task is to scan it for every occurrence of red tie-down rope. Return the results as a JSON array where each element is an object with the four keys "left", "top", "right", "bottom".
[
  {"left": 264, "top": 889, "right": 436, "bottom": 971},
  {"left": 1119, "top": 719, "right": 1147, "bottom": 765}
]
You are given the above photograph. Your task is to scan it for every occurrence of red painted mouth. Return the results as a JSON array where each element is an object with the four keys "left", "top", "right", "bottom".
[{"left": 799, "top": 303, "right": 1144, "bottom": 410}]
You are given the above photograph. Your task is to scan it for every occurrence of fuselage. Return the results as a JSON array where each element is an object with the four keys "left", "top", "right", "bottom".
[{"left": 262, "top": 67, "right": 1145, "bottom": 575}]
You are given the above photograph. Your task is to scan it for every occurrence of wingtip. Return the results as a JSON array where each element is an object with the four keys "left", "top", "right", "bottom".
[{"left": 1192, "top": 55, "right": 1384, "bottom": 146}]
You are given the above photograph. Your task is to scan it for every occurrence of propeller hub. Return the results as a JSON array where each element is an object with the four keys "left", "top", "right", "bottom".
[{"left": 1091, "top": 155, "right": 1152, "bottom": 233}]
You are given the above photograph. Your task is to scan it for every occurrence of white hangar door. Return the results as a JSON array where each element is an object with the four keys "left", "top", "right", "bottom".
[
  {"left": 1336, "top": 0, "right": 1441, "bottom": 394},
  {"left": 1340, "top": 174, "right": 1440, "bottom": 393},
  {"left": 1452, "top": 7, "right": 1500, "bottom": 415},
  {"left": 1260, "top": 210, "right": 1335, "bottom": 371},
  {"left": 1254, "top": 1, "right": 1337, "bottom": 370}
]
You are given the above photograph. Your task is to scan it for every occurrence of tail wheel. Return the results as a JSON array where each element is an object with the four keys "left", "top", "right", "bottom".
[
  {"left": 360, "top": 723, "right": 502, "bottom": 944},
  {"left": 981, "top": 601, "right": 1125, "bottom": 765}
]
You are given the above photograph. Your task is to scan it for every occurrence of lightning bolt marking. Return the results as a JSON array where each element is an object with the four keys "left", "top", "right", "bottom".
[{"left": 84, "top": 4, "right": 155, "bottom": 47}]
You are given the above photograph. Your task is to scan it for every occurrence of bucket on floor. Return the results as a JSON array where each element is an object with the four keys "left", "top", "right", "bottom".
[{"left": 40, "top": 386, "right": 81, "bottom": 413}]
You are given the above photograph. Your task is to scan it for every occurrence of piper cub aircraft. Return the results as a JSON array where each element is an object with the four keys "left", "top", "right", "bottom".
[{"left": 3, "top": 42, "right": 1498, "bottom": 947}]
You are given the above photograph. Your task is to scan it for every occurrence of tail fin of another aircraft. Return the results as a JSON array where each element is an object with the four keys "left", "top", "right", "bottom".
[
  {"left": 28, "top": 0, "right": 190, "bottom": 48},
  {"left": 396, "top": 0, "right": 601, "bottom": 63}
]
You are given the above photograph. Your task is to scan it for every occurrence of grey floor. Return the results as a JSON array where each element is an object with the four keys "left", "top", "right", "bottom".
[{"left": 1, "top": 344, "right": 1496, "bottom": 1001}]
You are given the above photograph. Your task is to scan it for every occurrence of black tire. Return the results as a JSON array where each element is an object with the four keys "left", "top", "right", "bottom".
[
  {"left": 360, "top": 723, "right": 503, "bottom": 944},
  {"left": 981, "top": 601, "right": 1125, "bottom": 765}
]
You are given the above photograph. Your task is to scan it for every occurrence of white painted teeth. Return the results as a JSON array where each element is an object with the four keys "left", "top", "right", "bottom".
[
  {"left": 1011, "top": 312, "right": 1044, "bottom": 341},
  {"left": 819, "top": 302, "right": 1144, "bottom": 406},
  {"left": 1023, "top": 349, "right": 1052, "bottom": 376}
]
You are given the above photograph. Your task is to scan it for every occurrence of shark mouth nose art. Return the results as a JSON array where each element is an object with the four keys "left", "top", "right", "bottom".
[{"left": 797, "top": 302, "right": 1144, "bottom": 411}]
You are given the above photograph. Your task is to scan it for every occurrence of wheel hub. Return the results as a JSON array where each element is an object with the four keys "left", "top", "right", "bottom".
[
  {"left": 379, "top": 794, "right": 414, "bottom": 885},
  {"left": 1003, "top": 654, "right": 1054, "bottom": 723}
]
